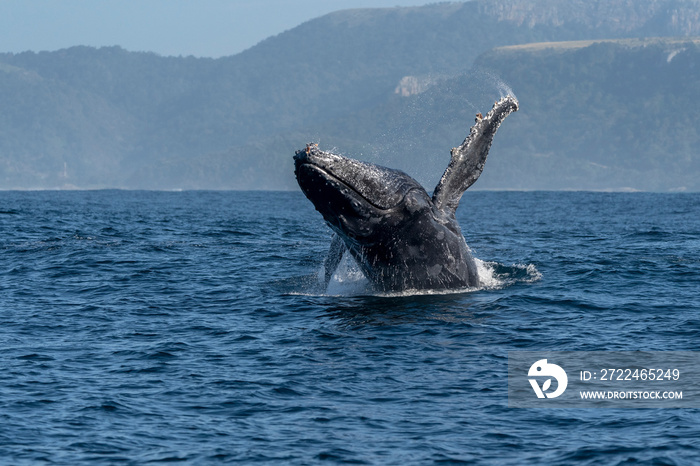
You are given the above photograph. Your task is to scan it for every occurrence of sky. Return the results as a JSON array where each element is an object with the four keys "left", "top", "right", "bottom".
[{"left": 0, "top": 0, "right": 439, "bottom": 58}]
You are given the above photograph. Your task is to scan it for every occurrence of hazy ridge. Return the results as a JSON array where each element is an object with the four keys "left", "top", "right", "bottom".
[{"left": 1, "top": 0, "right": 699, "bottom": 190}]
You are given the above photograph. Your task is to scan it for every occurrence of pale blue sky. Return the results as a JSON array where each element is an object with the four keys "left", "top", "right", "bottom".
[{"left": 0, "top": 0, "right": 440, "bottom": 57}]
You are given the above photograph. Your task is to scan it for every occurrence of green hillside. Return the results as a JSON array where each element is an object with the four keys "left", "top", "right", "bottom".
[
  {"left": 309, "top": 37, "right": 700, "bottom": 192},
  {"left": 475, "top": 38, "right": 700, "bottom": 191},
  {"left": 1, "top": 0, "right": 700, "bottom": 190}
]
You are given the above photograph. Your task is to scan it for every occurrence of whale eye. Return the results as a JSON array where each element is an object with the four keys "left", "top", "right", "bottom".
[{"left": 537, "top": 366, "right": 541, "bottom": 371}]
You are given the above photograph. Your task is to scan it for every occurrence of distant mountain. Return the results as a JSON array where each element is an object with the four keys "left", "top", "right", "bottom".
[
  {"left": 316, "top": 38, "right": 700, "bottom": 192},
  {"left": 473, "top": 38, "right": 700, "bottom": 191},
  {"left": 478, "top": 0, "right": 700, "bottom": 35},
  {"left": 1, "top": 0, "right": 699, "bottom": 190}
]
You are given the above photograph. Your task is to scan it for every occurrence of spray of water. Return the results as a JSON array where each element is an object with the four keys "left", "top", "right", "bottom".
[
  {"left": 476, "top": 68, "right": 517, "bottom": 101},
  {"left": 323, "top": 251, "right": 370, "bottom": 296},
  {"left": 315, "top": 253, "right": 540, "bottom": 298},
  {"left": 362, "top": 67, "right": 517, "bottom": 190}
]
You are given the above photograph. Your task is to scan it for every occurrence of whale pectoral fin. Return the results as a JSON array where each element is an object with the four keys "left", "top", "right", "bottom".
[
  {"left": 432, "top": 96, "right": 519, "bottom": 214},
  {"left": 323, "top": 234, "right": 346, "bottom": 285}
]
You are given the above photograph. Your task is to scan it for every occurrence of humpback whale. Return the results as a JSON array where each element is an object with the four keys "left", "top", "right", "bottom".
[{"left": 294, "top": 96, "right": 518, "bottom": 292}]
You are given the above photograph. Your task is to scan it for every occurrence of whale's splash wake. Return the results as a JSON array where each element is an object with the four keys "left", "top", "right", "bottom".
[
  {"left": 475, "top": 259, "right": 542, "bottom": 290},
  {"left": 322, "top": 252, "right": 370, "bottom": 296},
  {"left": 315, "top": 252, "right": 541, "bottom": 297}
]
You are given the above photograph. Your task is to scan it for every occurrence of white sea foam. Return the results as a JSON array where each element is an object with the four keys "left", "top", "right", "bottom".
[
  {"left": 476, "top": 259, "right": 542, "bottom": 290},
  {"left": 475, "top": 258, "right": 502, "bottom": 289},
  {"left": 317, "top": 253, "right": 540, "bottom": 297}
]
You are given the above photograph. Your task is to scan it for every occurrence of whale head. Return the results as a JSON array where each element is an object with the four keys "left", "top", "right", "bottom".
[{"left": 294, "top": 145, "right": 433, "bottom": 241}]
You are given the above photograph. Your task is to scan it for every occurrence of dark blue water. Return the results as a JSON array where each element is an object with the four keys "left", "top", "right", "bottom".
[{"left": 1, "top": 190, "right": 699, "bottom": 464}]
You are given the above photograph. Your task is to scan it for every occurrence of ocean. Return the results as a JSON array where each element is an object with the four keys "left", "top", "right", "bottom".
[{"left": 1, "top": 190, "right": 699, "bottom": 464}]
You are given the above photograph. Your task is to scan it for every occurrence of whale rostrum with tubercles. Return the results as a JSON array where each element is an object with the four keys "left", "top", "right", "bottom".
[{"left": 294, "top": 96, "right": 519, "bottom": 292}]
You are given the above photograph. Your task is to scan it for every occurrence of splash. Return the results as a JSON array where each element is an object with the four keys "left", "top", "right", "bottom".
[
  {"left": 471, "top": 67, "right": 518, "bottom": 101},
  {"left": 356, "top": 68, "right": 518, "bottom": 192},
  {"left": 323, "top": 251, "right": 371, "bottom": 296},
  {"left": 475, "top": 259, "right": 541, "bottom": 290},
  {"left": 313, "top": 254, "right": 540, "bottom": 298}
]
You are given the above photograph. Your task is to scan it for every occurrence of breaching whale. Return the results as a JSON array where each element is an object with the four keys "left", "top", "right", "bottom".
[{"left": 294, "top": 96, "right": 518, "bottom": 292}]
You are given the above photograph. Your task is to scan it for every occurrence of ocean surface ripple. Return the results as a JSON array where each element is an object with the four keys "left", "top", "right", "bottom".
[{"left": 1, "top": 190, "right": 699, "bottom": 464}]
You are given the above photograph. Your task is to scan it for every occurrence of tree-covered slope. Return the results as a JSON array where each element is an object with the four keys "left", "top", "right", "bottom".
[
  {"left": 309, "top": 38, "right": 700, "bottom": 192},
  {"left": 474, "top": 38, "right": 700, "bottom": 191},
  {"left": 1, "top": 0, "right": 699, "bottom": 189}
]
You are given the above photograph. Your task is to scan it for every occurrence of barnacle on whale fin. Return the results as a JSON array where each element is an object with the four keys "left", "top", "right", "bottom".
[{"left": 305, "top": 142, "right": 318, "bottom": 155}]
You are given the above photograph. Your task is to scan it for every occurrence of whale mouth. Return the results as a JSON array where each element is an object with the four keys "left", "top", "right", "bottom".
[
  {"left": 294, "top": 146, "right": 423, "bottom": 212},
  {"left": 296, "top": 161, "right": 407, "bottom": 212},
  {"left": 295, "top": 162, "right": 381, "bottom": 239}
]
